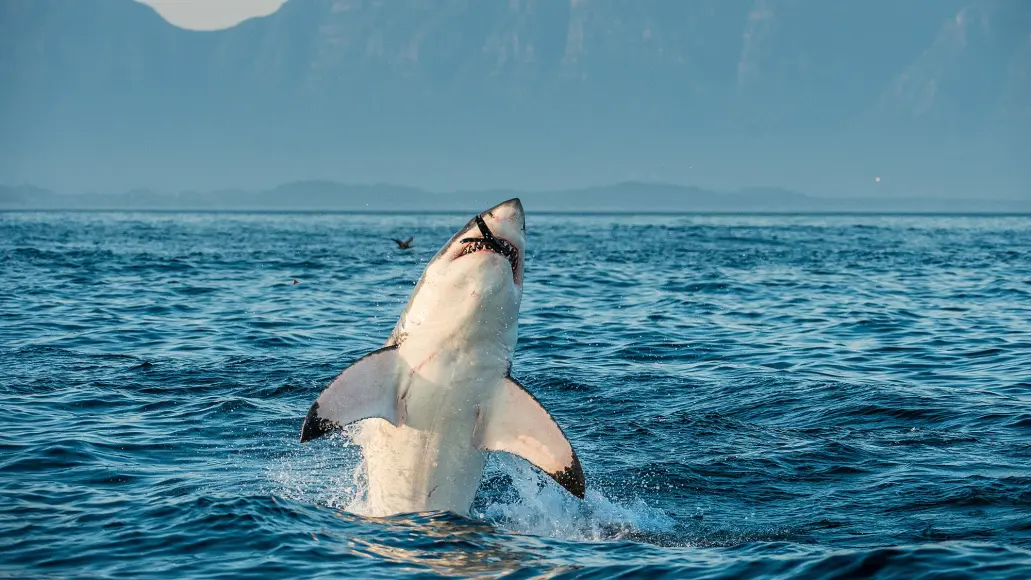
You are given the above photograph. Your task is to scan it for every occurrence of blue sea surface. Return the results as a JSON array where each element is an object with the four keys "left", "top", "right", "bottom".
[{"left": 2, "top": 211, "right": 1030, "bottom": 578}]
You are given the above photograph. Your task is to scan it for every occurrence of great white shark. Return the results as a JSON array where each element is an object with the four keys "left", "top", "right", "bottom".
[{"left": 299, "top": 198, "right": 585, "bottom": 517}]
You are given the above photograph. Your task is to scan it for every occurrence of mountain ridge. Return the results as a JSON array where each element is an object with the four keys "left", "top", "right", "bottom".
[
  {"left": 2, "top": 181, "right": 1027, "bottom": 214},
  {"left": 1, "top": 0, "right": 1028, "bottom": 197}
]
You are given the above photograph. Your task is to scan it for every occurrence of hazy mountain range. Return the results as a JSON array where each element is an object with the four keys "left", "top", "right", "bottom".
[
  {"left": 2, "top": 181, "right": 1028, "bottom": 213},
  {"left": 1, "top": 0, "right": 1029, "bottom": 199}
]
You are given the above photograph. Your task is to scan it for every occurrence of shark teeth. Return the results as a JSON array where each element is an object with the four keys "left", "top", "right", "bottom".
[{"left": 458, "top": 238, "right": 519, "bottom": 275}]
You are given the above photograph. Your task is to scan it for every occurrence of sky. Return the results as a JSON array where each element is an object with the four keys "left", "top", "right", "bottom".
[
  {"left": 135, "top": 0, "right": 287, "bottom": 30},
  {"left": 1, "top": 1, "right": 1025, "bottom": 199}
]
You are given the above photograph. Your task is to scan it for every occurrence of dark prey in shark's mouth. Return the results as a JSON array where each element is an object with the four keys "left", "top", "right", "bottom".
[{"left": 459, "top": 215, "right": 520, "bottom": 275}]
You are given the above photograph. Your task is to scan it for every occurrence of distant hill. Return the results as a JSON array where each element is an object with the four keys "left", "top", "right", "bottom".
[
  {"left": 3, "top": 182, "right": 1028, "bottom": 213},
  {"left": 0, "top": 0, "right": 1028, "bottom": 197}
]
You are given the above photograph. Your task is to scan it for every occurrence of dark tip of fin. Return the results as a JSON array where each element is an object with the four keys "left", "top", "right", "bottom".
[
  {"left": 299, "top": 401, "right": 339, "bottom": 443},
  {"left": 551, "top": 452, "right": 586, "bottom": 499}
]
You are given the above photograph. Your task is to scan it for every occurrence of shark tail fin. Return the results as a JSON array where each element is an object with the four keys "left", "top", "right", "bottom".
[
  {"left": 476, "top": 376, "right": 586, "bottom": 499},
  {"left": 299, "top": 345, "right": 402, "bottom": 443}
]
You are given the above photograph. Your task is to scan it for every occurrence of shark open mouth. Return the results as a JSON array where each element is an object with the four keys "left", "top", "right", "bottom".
[{"left": 458, "top": 215, "right": 520, "bottom": 276}]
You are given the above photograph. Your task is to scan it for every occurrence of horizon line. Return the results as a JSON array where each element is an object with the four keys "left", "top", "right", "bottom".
[{"left": 4, "top": 180, "right": 1025, "bottom": 203}]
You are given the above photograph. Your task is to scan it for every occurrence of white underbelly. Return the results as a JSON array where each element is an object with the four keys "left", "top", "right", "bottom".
[
  {"left": 353, "top": 418, "right": 487, "bottom": 516},
  {"left": 349, "top": 349, "right": 500, "bottom": 517}
]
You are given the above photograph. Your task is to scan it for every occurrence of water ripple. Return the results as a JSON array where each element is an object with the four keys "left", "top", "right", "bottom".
[{"left": 2, "top": 212, "right": 1031, "bottom": 578}]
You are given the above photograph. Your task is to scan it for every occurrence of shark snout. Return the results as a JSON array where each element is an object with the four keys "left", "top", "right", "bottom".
[
  {"left": 483, "top": 198, "right": 524, "bottom": 232},
  {"left": 478, "top": 197, "right": 525, "bottom": 256}
]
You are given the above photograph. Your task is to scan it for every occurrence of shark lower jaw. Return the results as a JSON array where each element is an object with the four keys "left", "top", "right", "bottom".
[{"left": 454, "top": 237, "right": 522, "bottom": 284}]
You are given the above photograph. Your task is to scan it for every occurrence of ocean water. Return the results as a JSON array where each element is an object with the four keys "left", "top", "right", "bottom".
[{"left": 1, "top": 210, "right": 1030, "bottom": 579}]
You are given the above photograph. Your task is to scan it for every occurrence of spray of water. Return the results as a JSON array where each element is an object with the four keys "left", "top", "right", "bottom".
[
  {"left": 266, "top": 433, "right": 675, "bottom": 543},
  {"left": 265, "top": 427, "right": 367, "bottom": 513},
  {"left": 475, "top": 454, "right": 676, "bottom": 542}
]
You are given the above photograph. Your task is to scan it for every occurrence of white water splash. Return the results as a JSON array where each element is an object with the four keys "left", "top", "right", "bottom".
[
  {"left": 476, "top": 454, "right": 676, "bottom": 542},
  {"left": 267, "top": 434, "right": 675, "bottom": 544},
  {"left": 264, "top": 428, "right": 367, "bottom": 513}
]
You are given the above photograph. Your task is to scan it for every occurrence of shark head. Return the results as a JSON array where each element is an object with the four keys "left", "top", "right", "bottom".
[
  {"left": 437, "top": 197, "right": 525, "bottom": 287},
  {"left": 388, "top": 198, "right": 526, "bottom": 347}
]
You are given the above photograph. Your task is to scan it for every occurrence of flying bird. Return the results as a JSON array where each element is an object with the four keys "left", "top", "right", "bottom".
[{"left": 393, "top": 237, "right": 414, "bottom": 250}]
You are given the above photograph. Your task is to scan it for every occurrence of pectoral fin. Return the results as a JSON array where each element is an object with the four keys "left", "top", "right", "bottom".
[
  {"left": 299, "top": 346, "right": 402, "bottom": 443},
  {"left": 477, "top": 376, "right": 586, "bottom": 499}
]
